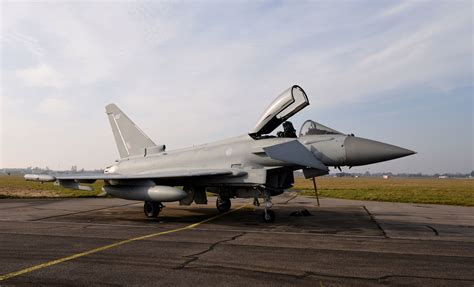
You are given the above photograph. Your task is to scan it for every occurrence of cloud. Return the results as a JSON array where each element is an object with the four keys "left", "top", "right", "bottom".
[
  {"left": 15, "top": 64, "right": 66, "bottom": 88},
  {"left": 376, "top": 1, "right": 420, "bottom": 19},
  {"left": 3, "top": 31, "right": 45, "bottom": 57},
  {"left": 37, "top": 97, "right": 72, "bottom": 114}
]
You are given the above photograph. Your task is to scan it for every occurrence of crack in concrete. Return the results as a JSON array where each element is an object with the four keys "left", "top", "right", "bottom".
[
  {"left": 300, "top": 270, "right": 474, "bottom": 284},
  {"left": 174, "top": 232, "right": 246, "bottom": 270},
  {"left": 32, "top": 207, "right": 74, "bottom": 212},
  {"left": 185, "top": 264, "right": 474, "bottom": 284},
  {"left": 363, "top": 206, "right": 388, "bottom": 238},
  {"left": 30, "top": 202, "right": 138, "bottom": 221},
  {"left": 0, "top": 204, "right": 45, "bottom": 211},
  {"left": 425, "top": 225, "right": 439, "bottom": 236},
  {"left": 282, "top": 192, "right": 299, "bottom": 204}
]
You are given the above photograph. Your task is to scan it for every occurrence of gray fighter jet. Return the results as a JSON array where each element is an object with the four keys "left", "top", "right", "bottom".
[{"left": 25, "top": 85, "right": 415, "bottom": 222}]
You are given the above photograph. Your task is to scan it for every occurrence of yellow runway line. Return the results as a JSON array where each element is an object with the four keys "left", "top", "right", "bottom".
[{"left": 0, "top": 204, "right": 249, "bottom": 281}]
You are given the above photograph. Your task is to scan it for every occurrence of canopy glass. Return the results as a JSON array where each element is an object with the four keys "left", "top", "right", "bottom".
[
  {"left": 299, "top": 120, "right": 343, "bottom": 136},
  {"left": 249, "top": 85, "right": 309, "bottom": 137}
]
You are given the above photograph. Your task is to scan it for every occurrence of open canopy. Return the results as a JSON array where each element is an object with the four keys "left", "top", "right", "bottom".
[{"left": 249, "top": 85, "right": 309, "bottom": 137}]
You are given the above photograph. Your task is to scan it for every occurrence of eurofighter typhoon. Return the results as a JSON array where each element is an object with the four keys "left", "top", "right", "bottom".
[{"left": 25, "top": 86, "right": 415, "bottom": 222}]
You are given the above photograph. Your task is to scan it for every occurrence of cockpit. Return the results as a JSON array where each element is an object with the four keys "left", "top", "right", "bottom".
[
  {"left": 249, "top": 85, "right": 345, "bottom": 140},
  {"left": 277, "top": 121, "right": 297, "bottom": 138},
  {"left": 299, "top": 120, "right": 343, "bottom": 136}
]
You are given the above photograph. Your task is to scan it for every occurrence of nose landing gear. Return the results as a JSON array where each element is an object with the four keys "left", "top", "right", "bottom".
[
  {"left": 263, "top": 209, "right": 275, "bottom": 223},
  {"left": 256, "top": 188, "right": 276, "bottom": 223}
]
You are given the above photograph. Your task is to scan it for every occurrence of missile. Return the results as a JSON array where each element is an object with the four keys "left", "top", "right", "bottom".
[
  {"left": 102, "top": 185, "right": 187, "bottom": 202},
  {"left": 24, "top": 174, "right": 56, "bottom": 182}
]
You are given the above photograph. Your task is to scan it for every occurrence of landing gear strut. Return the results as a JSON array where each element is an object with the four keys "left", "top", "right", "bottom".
[
  {"left": 259, "top": 189, "right": 275, "bottom": 223},
  {"left": 144, "top": 201, "right": 163, "bottom": 218},
  {"left": 216, "top": 196, "right": 231, "bottom": 212}
]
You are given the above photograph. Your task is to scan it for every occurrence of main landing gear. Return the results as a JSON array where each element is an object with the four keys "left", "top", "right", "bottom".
[
  {"left": 144, "top": 201, "right": 164, "bottom": 218},
  {"left": 216, "top": 196, "right": 231, "bottom": 212}
]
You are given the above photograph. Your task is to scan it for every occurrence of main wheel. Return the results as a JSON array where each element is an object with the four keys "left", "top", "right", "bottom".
[
  {"left": 262, "top": 210, "right": 275, "bottom": 223},
  {"left": 216, "top": 197, "right": 231, "bottom": 212},
  {"left": 144, "top": 201, "right": 161, "bottom": 218}
]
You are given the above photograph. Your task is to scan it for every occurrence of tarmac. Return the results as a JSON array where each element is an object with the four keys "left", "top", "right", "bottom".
[{"left": 0, "top": 193, "right": 473, "bottom": 286}]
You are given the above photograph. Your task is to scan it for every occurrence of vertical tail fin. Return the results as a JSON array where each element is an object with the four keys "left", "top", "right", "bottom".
[{"left": 105, "top": 104, "right": 157, "bottom": 158}]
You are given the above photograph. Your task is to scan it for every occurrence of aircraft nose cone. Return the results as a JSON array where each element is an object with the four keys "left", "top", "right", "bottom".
[{"left": 344, "top": 136, "right": 415, "bottom": 166}]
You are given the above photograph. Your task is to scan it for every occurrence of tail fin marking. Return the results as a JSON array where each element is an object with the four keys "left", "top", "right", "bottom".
[{"left": 105, "top": 103, "right": 157, "bottom": 158}]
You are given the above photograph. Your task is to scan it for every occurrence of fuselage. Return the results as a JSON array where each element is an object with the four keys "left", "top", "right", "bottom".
[
  {"left": 108, "top": 134, "right": 345, "bottom": 174},
  {"left": 106, "top": 132, "right": 414, "bottom": 188}
]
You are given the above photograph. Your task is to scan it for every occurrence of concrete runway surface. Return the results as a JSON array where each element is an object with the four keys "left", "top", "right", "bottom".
[{"left": 0, "top": 193, "right": 473, "bottom": 286}]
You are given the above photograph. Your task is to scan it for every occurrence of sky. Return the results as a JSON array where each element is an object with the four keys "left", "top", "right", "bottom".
[{"left": 1, "top": 0, "right": 472, "bottom": 174}]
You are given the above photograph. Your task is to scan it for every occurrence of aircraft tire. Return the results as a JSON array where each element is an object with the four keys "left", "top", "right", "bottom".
[
  {"left": 216, "top": 197, "right": 231, "bottom": 212},
  {"left": 262, "top": 210, "right": 275, "bottom": 223},
  {"left": 144, "top": 201, "right": 160, "bottom": 218}
]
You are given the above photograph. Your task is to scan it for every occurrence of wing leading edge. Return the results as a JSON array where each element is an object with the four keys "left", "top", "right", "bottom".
[{"left": 25, "top": 169, "right": 247, "bottom": 184}]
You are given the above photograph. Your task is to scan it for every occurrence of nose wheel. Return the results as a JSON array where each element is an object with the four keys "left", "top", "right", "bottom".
[
  {"left": 262, "top": 209, "right": 275, "bottom": 223},
  {"left": 144, "top": 201, "right": 163, "bottom": 218}
]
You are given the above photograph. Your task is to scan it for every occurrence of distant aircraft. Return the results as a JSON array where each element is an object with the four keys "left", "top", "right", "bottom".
[{"left": 25, "top": 85, "right": 415, "bottom": 222}]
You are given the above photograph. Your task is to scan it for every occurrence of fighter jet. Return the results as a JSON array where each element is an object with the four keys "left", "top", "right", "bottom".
[{"left": 25, "top": 85, "right": 415, "bottom": 222}]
